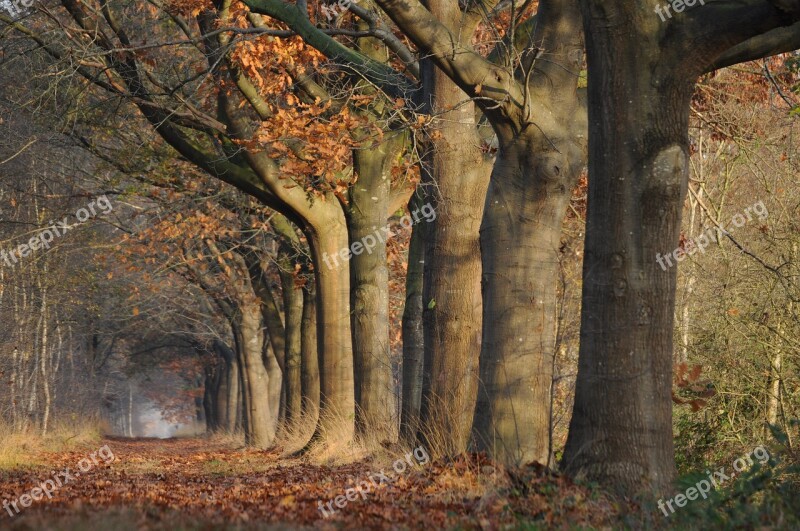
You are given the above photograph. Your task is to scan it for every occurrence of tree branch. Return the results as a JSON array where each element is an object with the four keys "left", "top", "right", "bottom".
[
  {"left": 706, "top": 22, "right": 800, "bottom": 72},
  {"left": 683, "top": 0, "right": 800, "bottom": 73},
  {"left": 242, "top": 0, "right": 417, "bottom": 99}
]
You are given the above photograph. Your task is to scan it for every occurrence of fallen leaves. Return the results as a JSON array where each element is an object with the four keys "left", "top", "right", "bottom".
[{"left": 0, "top": 438, "right": 627, "bottom": 529}]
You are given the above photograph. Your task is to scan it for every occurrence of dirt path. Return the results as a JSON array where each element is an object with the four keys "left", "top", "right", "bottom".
[{"left": 0, "top": 437, "right": 616, "bottom": 530}]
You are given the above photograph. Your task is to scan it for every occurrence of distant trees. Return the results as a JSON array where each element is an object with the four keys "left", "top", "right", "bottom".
[
  {"left": 669, "top": 67, "right": 799, "bottom": 471},
  {"left": 0, "top": 123, "right": 120, "bottom": 434}
]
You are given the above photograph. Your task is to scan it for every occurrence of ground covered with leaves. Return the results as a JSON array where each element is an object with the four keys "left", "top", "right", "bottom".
[
  {"left": 3, "top": 437, "right": 798, "bottom": 530},
  {"left": 0, "top": 437, "right": 637, "bottom": 530}
]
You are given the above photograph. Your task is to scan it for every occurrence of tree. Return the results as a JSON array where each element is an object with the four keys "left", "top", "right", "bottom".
[{"left": 562, "top": 0, "right": 800, "bottom": 494}]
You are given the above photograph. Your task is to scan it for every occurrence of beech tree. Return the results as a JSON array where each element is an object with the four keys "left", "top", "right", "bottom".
[{"left": 562, "top": 0, "right": 800, "bottom": 494}]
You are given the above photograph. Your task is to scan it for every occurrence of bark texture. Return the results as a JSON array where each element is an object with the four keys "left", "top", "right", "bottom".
[
  {"left": 301, "top": 283, "right": 320, "bottom": 420},
  {"left": 400, "top": 196, "right": 425, "bottom": 440},
  {"left": 348, "top": 137, "right": 402, "bottom": 440},
  {"left": 415, "top": 0, "right": 492, "bottom": 456}
]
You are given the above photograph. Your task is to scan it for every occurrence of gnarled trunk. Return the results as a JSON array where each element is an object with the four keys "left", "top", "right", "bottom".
[{"left": 466, "top": 0, "right": 586, "bottom": 468}]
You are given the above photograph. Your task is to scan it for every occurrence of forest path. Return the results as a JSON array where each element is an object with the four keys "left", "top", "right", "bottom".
[{"left": 0, "top": 437, "right": 615, "bottom": 530}]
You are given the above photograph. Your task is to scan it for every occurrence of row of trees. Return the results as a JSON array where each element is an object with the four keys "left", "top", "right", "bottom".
[
  {"left": 1, "top": 0, "right": 797, "bottom": 497},
  {"left": 0, "top": 109, "right": 122, "bottom": 435}
]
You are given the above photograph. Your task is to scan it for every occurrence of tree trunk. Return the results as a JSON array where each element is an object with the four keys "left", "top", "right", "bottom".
[
  {"left": 226, "top": 354, "right": 241, "bottom": 433},
  {"left": 263, "top": 342, "right": 283, "bottom": 433},
  {"left": 246, "top": 253, "right": 287, "bottom": 428},
  {"left": 203, "top": 364, "right": 219, "bottom": 432},
  {"left": 343, "top": 11, "right": 410, "bottom": 442},
  {"left": 400, "top": 199, "right": 425, "bottom": 441},
  {"left": 38, "top": 272, "right": 51, "bottom": 437},
  {"left": 348, "top": 141, "right": 398, "bottom": 440},
  {"left": 215, "top": 364, "right": 230, "bottom": 431},
  {"left": 301, "top": 283, "right": 320, "bottom": 421},
  {"left": 474, "top": 138, "right": 582, "bottom": 466},
  {"left": 307, "top": 222, "right": 355, "bottom": 441},
  {"left": 281, "top": 262, "right": 304, "bottom": 424},
  {"left": 559, "top": 0, "right": 800, "bottom": 497},
  {"left": 127, "top": 382, "right": 134, "bottom": 437},
  {"left": 234, "top": 303, "right": 276, "bottom": 448},
  {"left": 417, "top": 21, "right": 492, "bottom": 455},
  {"left": 768, "top": 298, "right": 792, "bottom": 427},
  {"left": 767, "top": 351, "right": 782, "bottom": 426},
  {"left": 562, "top": 10, "right": 694, "bottom": 494},
  {"left": 210, "top": 339, "right": 237, "bottom": 432}
]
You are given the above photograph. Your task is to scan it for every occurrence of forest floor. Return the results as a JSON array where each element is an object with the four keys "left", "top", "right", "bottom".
[{"left": 0, "top": 436, "right": 645, "bottom": 530}]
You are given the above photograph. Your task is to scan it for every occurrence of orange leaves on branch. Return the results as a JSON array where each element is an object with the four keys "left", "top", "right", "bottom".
[
  {"left": 225, "top": 29, "right": 382, "bottom": 194},
  {"left": 230, "top": 35, "right": 319, "bottom": 95},
  {"left": 252, "top": 99, "right": 378, "bottom": 194}
]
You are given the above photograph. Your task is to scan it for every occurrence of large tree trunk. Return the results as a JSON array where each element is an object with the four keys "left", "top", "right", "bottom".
[
  {"left": 348, "top": 140, "right": 398, "bottom": 440},
  {"left": 561, "top": 0, "right": 800, "bottom": 497},
  {"left": 562, "top": 5, "right": 692, "bottom": 493},
  {"left": 233, "top": 302, "right": 276, "bottom": 448},
  {"left": 400, "top": 197, "right": 425, "bottom": 441},
  {"left": 468, "top": 0, "right": 585, "bottom": 468},
  {"left": 474, "top": 137, "right": 583, "bottom": 466},
  {"left": 346, "top": 20, "right": 411, "bottom": 442},
  {"left": 417, "top": 2, "right": 492, "bottom": 455}
]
